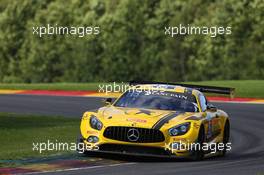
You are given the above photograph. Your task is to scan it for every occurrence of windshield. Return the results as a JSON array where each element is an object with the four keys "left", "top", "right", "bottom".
[{"left": 114, "top": 90, "right": 199, "bottom": 112}]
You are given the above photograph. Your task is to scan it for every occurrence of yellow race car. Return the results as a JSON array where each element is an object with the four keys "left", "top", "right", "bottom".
[{"left": 78, "top": 81, "right": 233, "bottom": 160}]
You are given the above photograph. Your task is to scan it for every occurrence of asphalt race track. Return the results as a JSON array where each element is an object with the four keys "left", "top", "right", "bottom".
[
  {"left": 0, "top": 95, "right": 102, "bottom": 117},
  {"left": 1, "top": 94, "right": 264, "bottom": 175}
]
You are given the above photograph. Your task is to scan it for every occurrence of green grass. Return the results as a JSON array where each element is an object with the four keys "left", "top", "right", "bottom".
[
  {"left": 0, "top": 83, "right": 101, "bottom": 91},
  {"left": 0, "top": 80, "right": 263, "bottom": 98},
  {"left": 0, "top": 113, "right": 80, "bottom": 160}
]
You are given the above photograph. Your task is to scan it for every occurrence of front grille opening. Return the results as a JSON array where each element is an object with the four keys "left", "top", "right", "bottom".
[
  {"left": 103, "top": 126, "right": 165, "bottom": 143},
  {"left": 99, "top": 144, "right": 170, "bottom": 156}
]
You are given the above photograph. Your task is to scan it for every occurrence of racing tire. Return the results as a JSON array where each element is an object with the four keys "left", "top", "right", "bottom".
[
  {"left": 219, "top": 120, "right": 230, "bottom": 157},
  {"left": 191, "top": 126, "right": 205, "bottom": 161}
]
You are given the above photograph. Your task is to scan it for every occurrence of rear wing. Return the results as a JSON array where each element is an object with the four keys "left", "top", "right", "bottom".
[{"left": 129, "top": 81, "right": 235, "bottom": 98}]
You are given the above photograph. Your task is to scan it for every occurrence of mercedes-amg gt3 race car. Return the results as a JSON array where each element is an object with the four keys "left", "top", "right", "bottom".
[{"left": 78, "top": 82, "right": 233, "bottom": 160}]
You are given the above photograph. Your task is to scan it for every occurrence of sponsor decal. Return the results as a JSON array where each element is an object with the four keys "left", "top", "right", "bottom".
[
  {"left": 144, "top": 91, "right": 188, "bottom": 100},
  {"left": 206, "top": 129, "right": 221, "bottom": 142},
  {"left": 86, "top": 131, "right": 98, "bottom": 134},
  {"left": 211, "top": 118, "right": 219, "bottom": 125},
  {"left": 126, "top": 118, "right": 147, "bottom": 123}
]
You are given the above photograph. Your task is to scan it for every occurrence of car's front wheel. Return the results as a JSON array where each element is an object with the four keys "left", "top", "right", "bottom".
[
  {"left": 191, "top": 125, "right": 205, "bottom": 161},
  {"left": 219, "top": 120, "right": 230, "bottom": 157}
]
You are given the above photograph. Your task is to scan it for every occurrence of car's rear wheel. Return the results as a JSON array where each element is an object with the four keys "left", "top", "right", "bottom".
[{"left": 191, "top": 126, "right": 205, "bottom": 161}]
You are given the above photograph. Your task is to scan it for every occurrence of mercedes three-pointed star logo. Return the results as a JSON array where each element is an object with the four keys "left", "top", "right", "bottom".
[{"left": 127, "top": 128, "right": 140, "bottom": 142}]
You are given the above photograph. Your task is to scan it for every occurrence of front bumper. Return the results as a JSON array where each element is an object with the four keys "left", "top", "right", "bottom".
[
  {"left": 94, "top": 143, "right": 173, "bottom": 156},
  {"left": 77, "top": 134, "right": 193, "bottom": 158},
  {"left": 79, "top": 117, "right": 199, "bottom": 158}
]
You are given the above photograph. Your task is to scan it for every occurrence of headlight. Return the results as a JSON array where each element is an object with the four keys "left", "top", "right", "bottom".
[
  {"left": 89, "top": 115, "right": 103, "bottom": 130},
  {"left": 169, "top": 122, "right": 190, "bottom": 136}
]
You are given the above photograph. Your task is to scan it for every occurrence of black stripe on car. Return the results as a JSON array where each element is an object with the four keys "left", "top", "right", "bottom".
[{"left": 152, "top": 111, "right": 183, "bottom": 130}]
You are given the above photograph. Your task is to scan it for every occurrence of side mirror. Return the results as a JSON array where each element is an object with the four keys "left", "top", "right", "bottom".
[
  {"left": 103, "top": 98, "right": 112, "bottom": 105},
  {"left": 207, "top": 103, "right": 217, "bottom": 112}
]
